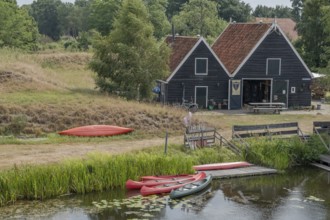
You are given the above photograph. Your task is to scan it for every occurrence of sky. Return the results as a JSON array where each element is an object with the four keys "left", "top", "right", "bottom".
[{"left": 17, "top": 0, "right": 292, "bottom": 8}]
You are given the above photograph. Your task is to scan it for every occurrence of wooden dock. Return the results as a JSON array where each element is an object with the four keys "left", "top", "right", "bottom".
[
  {"left": 311, "top": 154, "right": 330, "bottom": 171},
  {"left": 202, "top": 166, "right": 277, "bottom": 179}
]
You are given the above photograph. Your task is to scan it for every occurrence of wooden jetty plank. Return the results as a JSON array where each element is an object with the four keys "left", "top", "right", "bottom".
[
  {"left": 202, "top": 166, "right": 277, "bottom": 179},
  {"left": 320, "top": 154, "right": 330, "bottom": 164},
  {"left": 311, "top": 163, "right": 330, "bottom": 172}
]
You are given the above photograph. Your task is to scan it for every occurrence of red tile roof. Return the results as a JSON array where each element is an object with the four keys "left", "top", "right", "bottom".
[
  {"left": 165, "top": 36, "right": 200, "bottom": 72},
  {"left": 255, "top": 18, "right": 298, "bottom": 41},
  {"left": 212, "top": 23, "right": 271, "bottom": 74}
]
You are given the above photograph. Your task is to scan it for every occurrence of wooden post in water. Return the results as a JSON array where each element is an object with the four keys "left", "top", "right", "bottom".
[{"left": 164, "top": 132, "right": 168, "bottom": 154}]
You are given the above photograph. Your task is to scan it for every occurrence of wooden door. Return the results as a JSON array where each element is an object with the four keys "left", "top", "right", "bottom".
[{"left": 195, "top": 86, "right": 208, "bottom": 109}]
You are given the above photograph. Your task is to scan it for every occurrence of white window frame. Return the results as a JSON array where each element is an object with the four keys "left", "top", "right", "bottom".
[
  {"left": 266, "top": 58, "right": 281, "bottom": 76},
  {"left": 195, "top": 86, "right": 208, "bottom": 108},
  {"left": 195, "top": 58, "right": 208, "bottom": 75},
  {"left": 291, "top": 86, "right": 296, "bottom": 94}
]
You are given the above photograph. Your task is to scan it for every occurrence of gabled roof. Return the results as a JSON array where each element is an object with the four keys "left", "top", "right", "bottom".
[
  {"left": 212, "top": 23, "right": 272, "bottom": 74},
  {"left": 165, "top": 35, "right": 229, "bottom": 82},
  {"left": 165, "top": 36, "right": 200, "bottom": 73},
  {"left": 255, "top": 18, "right": 298, "bottom": 41}
]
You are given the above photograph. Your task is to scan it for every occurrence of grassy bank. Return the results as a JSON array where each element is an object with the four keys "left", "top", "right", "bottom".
[
  {"left": 0, "top": 145, "right": 239, "bottom": 206},
  {"left": 0, "top": 135, "right": 327, "bottom": 207},
  {"left": 242, "top": 135, "right": 328, "bottom": 170},
  {"left": 0, "top": 48, "right": 188, "bottom": 138}
]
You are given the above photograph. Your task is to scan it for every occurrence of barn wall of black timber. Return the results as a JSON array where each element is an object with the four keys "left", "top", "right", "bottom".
[
  {"left": 234, "top": 30, "right": 312, "bottom": 107},
  {"left": 166, "top": 41, "right": 229, "bottom": 107}
]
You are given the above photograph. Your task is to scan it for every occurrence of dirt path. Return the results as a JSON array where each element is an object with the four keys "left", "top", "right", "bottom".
[{"left": 0, "top": 136, "right": 182, "bottom": 170}]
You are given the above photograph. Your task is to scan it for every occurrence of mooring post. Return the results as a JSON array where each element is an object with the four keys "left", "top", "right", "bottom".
[{"left": 164, "top": 131, "right": 168, "bottom": 154}]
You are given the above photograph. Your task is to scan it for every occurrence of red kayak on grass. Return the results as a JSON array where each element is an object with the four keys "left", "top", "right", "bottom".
[
  {"left": 141, "top": 174, "right": 194, "bottom": 181},
  {"left": 58, "top": 125, "right": 133, "bottom": 137},
  {"left": 140, "top": 172, "right": 206, "bottom": 196},
  {"left": 126, "top": 174, "right": 196, "bottom": 190},
  {"left": 193, "top": 161, "right": 252, "bottom": 171}
]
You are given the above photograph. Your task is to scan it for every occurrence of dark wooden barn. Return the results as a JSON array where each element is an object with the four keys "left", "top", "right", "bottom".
[
  {"left": 157, "top": 36, "right": 230, "bottom": 109},
  {"left": 212, "top": 22, "right": 313, "bottom": 109}
]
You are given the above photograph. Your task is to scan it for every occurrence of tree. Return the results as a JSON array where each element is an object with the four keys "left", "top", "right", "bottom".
[
  {"left": 172, "top": 0, "right": 227, "bottom": 41},
  {"left": 296, "top": 0, "right": 330, "bottom": 68},
  {"left": 73, "top": 0, "right": 93, "bottom": 33},
  {"left": 291, "top": 0, "right": 304, "bottom": 21},
  {"left": 58, "top": 0, "right": 93, "bottom": 37},
  {"left": 89, "top": 0, "right": 121, "bottom": 36},
  {"left": 57, "top": 2, "right": 76, "bottom": 36},
  {"left": 253, "top": 5, "right": 292, "bottom": 18},
  {"left": 90, "top": 0, "right": 170, "bottom": 100},
  {"left": 320, "top": 4, "right": 330, "bottom": 72},
  {"left": 215, "top": 0, "right": 252, "bottom": 22},
  {"left": 0, "top": 1, "right": 39, "bottom": 50},
  {"left": 166, "top": 0, "right": 187, "bottom": 19},
  {"left": 30, "top": 0, "right": 61, "bottom": 40},
  {"left": 144, "top": 0, "right": 171, "bottom": 39}
]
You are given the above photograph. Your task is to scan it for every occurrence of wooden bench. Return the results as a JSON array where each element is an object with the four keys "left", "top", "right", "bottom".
[{"left": 232, "top": 122, "right": 306, "bottom": 140}]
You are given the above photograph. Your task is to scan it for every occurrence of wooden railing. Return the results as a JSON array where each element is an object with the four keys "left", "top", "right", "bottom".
[
  {"left": 313, "top": 121, "right": 330, "bottom": 150},
  {"left": 184, "top": 125, "right": 241, "bottom": 155}
]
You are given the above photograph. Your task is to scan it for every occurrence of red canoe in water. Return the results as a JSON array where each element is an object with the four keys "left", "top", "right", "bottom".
[
  {"left": 126, "top": 174, "right": 196, "bottom": 190},
  {"left": 58, "top": 125, "right": 133, "bottom": 137},
  {"left": 193, "top": 161, "right": 252, "bottom": 171},
  {"left": 140, "top": 172, "right": 206, "bottom": 196}
]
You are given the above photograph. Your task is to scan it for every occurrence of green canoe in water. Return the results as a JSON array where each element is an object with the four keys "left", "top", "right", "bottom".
[{"left": 169, "top": 175, "right": 212, "bottom": 199}]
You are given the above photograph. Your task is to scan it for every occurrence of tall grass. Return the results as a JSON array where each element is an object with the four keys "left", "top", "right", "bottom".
[
  {"left": 242, "top": 135, "right": 328, "bottom": 170},
  {"left": 0, "top": 145, "right": 237, "bottom": 207}
]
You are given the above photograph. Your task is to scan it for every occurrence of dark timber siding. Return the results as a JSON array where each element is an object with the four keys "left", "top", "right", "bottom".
[
  {"left": 167, "top": 41, "right": 229, "bottom": 106},
  {"left": 234, "top": 31, "right": 312, "bottom": 107}
]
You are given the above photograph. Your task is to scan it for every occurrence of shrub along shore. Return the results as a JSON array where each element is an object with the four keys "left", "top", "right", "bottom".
[{"left": 0, "top": 136, "right": 326, "bottom": 207}]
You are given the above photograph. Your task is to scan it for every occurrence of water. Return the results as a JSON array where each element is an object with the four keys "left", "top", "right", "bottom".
[{"left": 1, "top": 167, "right": 330, "bottom": 220}]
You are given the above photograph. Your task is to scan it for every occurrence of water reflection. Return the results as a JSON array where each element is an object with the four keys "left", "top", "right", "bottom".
[{"left": 0, "top": 167, "right": 329, "bottom": 220}]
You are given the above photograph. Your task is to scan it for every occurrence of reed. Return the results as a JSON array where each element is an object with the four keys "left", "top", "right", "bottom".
[
  {"left": 0, "top": 145, "right": 235, "bottom": 207},
  {"left": 243, "top": 135, "right": 327, "bottom": 170}
]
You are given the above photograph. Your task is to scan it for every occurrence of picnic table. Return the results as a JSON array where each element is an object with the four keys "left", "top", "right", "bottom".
[{"left": 248, "top": 102, "right": 287, "bottom": 114}]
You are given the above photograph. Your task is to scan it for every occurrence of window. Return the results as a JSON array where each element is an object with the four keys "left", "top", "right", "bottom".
[
  {"left": 291, "top": 87, "right": 296, "bottom": 94},
  {"left": 266, "top": 58, "right": 281, "bottom": 75},
  {"left": 195, "top": 58, "right": 208, "bottom": 75}
]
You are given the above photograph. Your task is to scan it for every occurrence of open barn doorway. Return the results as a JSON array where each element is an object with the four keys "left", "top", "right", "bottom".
[{"left": 243, "top": 79, "right": 271, "bottom": 104}]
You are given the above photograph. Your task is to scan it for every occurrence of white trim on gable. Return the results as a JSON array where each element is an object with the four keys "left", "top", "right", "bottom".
[
  {"left": 276, "top": 24, "right": 313, "bottom": 78},
  {"left": 211, "top": 23, "right": 231, "bottom": 48},
  {"left": 166, "top": 38, "right": 203, "bottom": 83},
  {"left": 206, "top": 39, "right": 231, "bottom": 77},
  {"left": 231, "top": 23, "right": 312, "bottom": 78},
  {"left": 166, "top": 37, "right": 230, "bottom": 82},
  {"left": 231, "top": 24, "right": 273, "bottom": 77}
]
